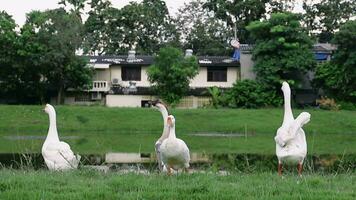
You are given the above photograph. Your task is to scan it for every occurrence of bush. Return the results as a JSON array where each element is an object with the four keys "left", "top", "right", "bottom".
[
  {"left": 207, "top": 86, "right": 223, "bottom": 109},
  {"left": 225, "top": 80, "right": 281, "bottom": 108},
  {"left": 338, "top": 101, "right": 356, "bottom": 111}
]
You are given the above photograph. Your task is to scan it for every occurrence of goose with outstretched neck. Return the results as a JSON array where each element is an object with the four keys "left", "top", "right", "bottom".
[
  {"left": 42, "top": 104, "right": 80, "bottom": 170},
  {"left": 275, "top": 82, "right": 311, "bottom": 176},
  {"left": 151, "top": 100, "right": 170, "bottom": 171},
  {"left": 160, "top": 115, "right": 190, "bottom": 175}
]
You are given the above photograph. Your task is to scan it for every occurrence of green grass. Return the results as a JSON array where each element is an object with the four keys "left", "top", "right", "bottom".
[
  {"left": 0, "top": 170, "right": 354, "bottom": 199},
  {"left": 0, "top": 105, "right": 355, "bottom": 154}
]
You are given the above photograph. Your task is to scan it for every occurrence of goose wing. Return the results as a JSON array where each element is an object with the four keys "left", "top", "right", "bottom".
[
  {"left": 177, "top": 139, "right": 190, "bottom": 165},
  {"left": 43, "top": 141, "right": 78, "bottom": 168},
  {"left": 155, "top": 141, "right": 164, "bottom": 171}
]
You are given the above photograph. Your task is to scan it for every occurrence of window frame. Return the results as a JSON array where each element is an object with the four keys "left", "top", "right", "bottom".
[
  {"left": 121, "top": 66, "right": 141, "bottom": 81},
  {"left": 207, "top": 66, "right": 227, "bottom": 82}
]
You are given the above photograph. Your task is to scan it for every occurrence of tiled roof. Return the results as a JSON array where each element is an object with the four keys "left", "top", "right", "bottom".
[
  {"left": 239, "top": 43, "right": 336, "bottom": 53},
  {"left": 85, "top": 55, "right": 154, "bottom": 66},
  {"left": 85, "top": 55, "right": 240, "bottom": 67}
]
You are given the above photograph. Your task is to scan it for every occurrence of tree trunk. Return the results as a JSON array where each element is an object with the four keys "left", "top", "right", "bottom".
[{"left": 57, "top": 86, "right": 64, "bottom": 105}]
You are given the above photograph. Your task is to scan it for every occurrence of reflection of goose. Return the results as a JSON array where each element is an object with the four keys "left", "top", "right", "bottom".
[
  {"left": 275, "top": 82, "right": 311, "bottom": 176},
  {"left": 160, "top": 115, "right": 190, "bottom": 175},
  {"left": 42, "top": 104, "right": 80, "bottom": 170},
  {"left": 151, "top": 100, "right": 169, "bottom": 171}
]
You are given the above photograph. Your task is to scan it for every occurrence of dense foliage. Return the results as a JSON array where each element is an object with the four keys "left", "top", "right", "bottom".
[
  {"left": 303, "top": 0, "right": 356, "bottom": 42},
  {"left": 224, "top": 80, "right": 281, "bottom": 108},
  {"left": 314, "top": 20, "right": 356, "bottom": 102},
  {"left": 147, "top": 47, "right": 199, "bottom": 106},
  {"left": 0, "top": 11, "right": 22, "bottom": 101},
  {"left": 246, "top": 12, "right": 316, "bottom": 90},
  {"left": 83, "top": 0, "right": 179, "bottom": 55},
  {"left": 0, "top": 9, "right": 92, "bottom": 104},
  {"left": 206, "top": 80, "right": 281, "bottom": 109},
  {"left": 175, "top": 0, "right": 232, "bottom": 56},
  {"left": 21, "top": 9, "right": 92, "bottom": 104}
]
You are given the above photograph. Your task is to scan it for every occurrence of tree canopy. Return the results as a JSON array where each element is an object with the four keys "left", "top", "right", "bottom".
[
  {"left": 175, "top": 0, "right": 232, "bottom": 56},
  {"left": 314, "top": 20, "right": 356, "bottom": 102},
  {"left": 147, "top": 47, "right": 199, "bottom": 106},
  {"left": 0, "top": 11, "right": 21, "bottom": 100},
  {"left": 246, "top": 12, "right": 316, "bottom": 89},
  {"left": 204, "top": 0, "right": 270, "bottom": 43},
  {"left": 303, "top": 0, "right": 356, "bottom": 42},
  {"left": 19, "top": 8, "right": 92, "bottom": 103}
]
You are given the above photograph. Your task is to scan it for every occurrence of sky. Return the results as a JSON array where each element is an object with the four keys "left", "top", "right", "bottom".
[{"left": 1, "top": 0, "right": 192, "bottom": 26}]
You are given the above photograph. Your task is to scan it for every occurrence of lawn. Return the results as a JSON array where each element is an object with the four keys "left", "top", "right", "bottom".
[
  {"left": 0, "top": 105, "right": 355, "bottom": 154},
  {"left": 0, "top": 170, "right": 354, "bottom": 200}
]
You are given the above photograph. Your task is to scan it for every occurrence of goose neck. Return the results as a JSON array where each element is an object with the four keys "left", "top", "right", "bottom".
[
  {"left": 283, "top": 88, "right": 294, "bottom": 125},
  {"left": 168, "top": 126, "right": 176, "bottom": 139},
  {"left": 159, "top": 106, "right": 169, "bottom": 140},
  {"left": 47, "top": 110, "right": 59, "bottom": 141}
]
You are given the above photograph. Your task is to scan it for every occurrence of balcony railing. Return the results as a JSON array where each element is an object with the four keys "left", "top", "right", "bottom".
[{"left": 89, "top": 81, "right": 110, "bottom": 92}]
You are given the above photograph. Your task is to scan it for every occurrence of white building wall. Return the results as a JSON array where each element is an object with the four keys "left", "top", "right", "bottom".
[
  {"left": 106, "top": 95, "right": 153, "bottom": 107},
  {"left": 240, "top": 53, "right": 256, "bottom": 80},
  {"left": 190, "top": 67, "right": 239, "bottom": 88},
  {"left": 94, "top": 66, "right": 240, "bottom": 88},
  {"left": 94, "top": 69, "right": 111, "bottom": 82}
]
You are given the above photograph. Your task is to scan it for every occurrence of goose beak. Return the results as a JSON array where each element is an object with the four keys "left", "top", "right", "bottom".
[{"left": 167, "top": 117, "right": 172, "bottom": 126}]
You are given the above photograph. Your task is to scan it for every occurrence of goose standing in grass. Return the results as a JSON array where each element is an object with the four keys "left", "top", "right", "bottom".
[
  {"left": 151, "top": 100, "right": 169, "bottom": 171},
  {"left": 42, "top": 104, "right": 80, "bottom": 170},
  {"left": 275, "top": 82, "right": 311, "bottom": 176},
  {"left": 160, "top": 115, "right": 190, "bottom": 175}
]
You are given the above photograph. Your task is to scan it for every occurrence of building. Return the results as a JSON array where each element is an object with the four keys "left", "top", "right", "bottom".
[
  {"left": 62, "top": 44, "right": 335, "bottom": 107},
  {"left": 63, "top": 49, "right": 247, "bottom": 108}
]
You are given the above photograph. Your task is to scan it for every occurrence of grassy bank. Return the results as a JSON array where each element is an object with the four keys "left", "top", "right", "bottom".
[
  {"left": 0, "top": 105, "right": 355, "bottom": 154},
  {"left": 0, "top": 170, "right": 354, "bottom": 199}
]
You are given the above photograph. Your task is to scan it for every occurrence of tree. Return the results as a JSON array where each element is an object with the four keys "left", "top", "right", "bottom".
[
  {"left": 0, "top": 11, "right": 22, "bottom": 100},
  {"left": 147, "top": 47, "right": 199, "bottom": 106},
  {"left": 302, "top": 0, "right": 356, "bottom": 42},
  {"left": 246, "top": 12, "right": 316, "bottom": 90},
  {"left": 314, "top": 20, "right": 356, "bottom": 102},
  {"left": 91, "top": 0, "right": 179, "bottom": 55},
  {"left": 268, "top": 0, "right": 295, "bottom": 13},
  {"left": 21, "top": 9, "right": 93, "bottom": 104},
  {"left": 58, "top": 0, "right": 87, "bottom": 16},
  {"left": 175, "top": 0, "right": 232, "bottom": 56},
  {"left": 204, "top": 0, "right": 269, "bottom": 43},
  {"left": 82, "top": 0, "right": 114, "bottom": 55}
]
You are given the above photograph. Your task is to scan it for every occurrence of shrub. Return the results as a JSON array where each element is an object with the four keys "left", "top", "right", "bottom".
[
  {"left": 338, "top": 101, "right": 356, "bottom": 111},
  {"left": 225, "top": 80, "right": 281, "bottom": 108}
]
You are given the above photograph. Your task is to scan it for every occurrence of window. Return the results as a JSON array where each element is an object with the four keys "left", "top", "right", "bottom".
[
  {"left": 207, "top": 67, "right": 227, "bottom": 82},
  {"left": 122, "top": 66, "right": 141, "bottom": 81}
]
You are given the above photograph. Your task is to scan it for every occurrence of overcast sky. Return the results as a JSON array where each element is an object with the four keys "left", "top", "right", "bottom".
[{"left": 1, "top": 0, "right": 192, "bottom": 26}]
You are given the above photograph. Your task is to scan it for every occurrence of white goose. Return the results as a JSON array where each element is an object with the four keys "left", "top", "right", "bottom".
[
  {"left": 42, "top": 104, "right": 80, "bottom": 170},
  {"left": 151, "top": 100, "right": 169, "bottom": 171},
  {"left": 160, "top": 115, "right": 190, "bottom": 175},
  {"left": 275, "top": 82, "right": 311, "bottom": 176}
]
